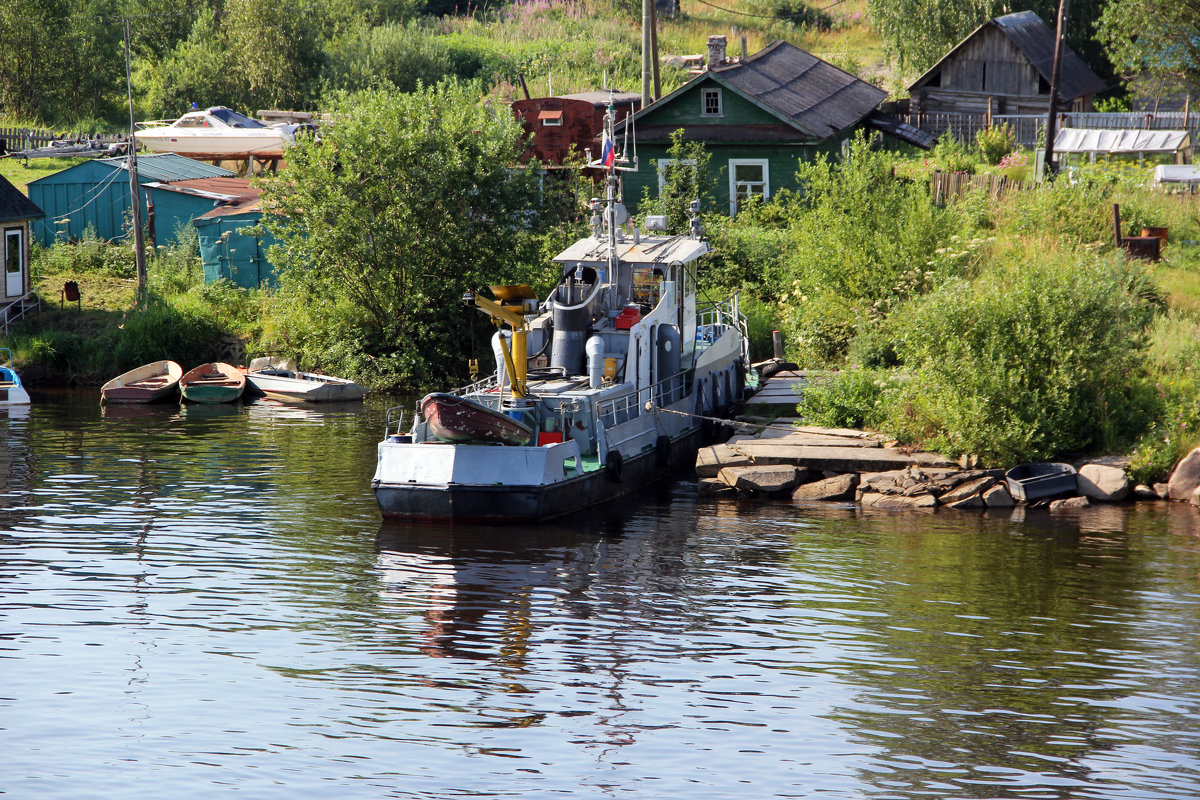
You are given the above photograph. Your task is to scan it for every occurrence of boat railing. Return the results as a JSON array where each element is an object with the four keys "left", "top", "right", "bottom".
[
  {"left": 594, "top": 369, "right": 690, "bottom": 429},
  {"left": 696, "top": 293, "right": 750, "bottom": 365},
  {"left": 382, "top": 406, "right": 406, "bottom": 440}
]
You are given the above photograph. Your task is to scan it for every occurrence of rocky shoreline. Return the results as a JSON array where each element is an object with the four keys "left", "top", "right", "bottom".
[{"left": 696, "top": 419, "right": 1200, "bottom": 512}]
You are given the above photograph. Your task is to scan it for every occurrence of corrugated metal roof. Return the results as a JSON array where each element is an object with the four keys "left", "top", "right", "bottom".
[
  {"left": 1053, "top": 128, "right": 1190, "bottom": 153},
  {"left": 0, "top": 176, "right": 43, "bottom": 223},
  {"left": 145, "top": 176, "right": 258, "bottom": 202},
  {"left": 97, "top": 152, "right": 236, "bottom": 183},
  {"left": 711, "top": 40, "right": 887, "bottom": 138},
  {"left": 910, "top": 12, "right": 1107, "bottom": 100}
]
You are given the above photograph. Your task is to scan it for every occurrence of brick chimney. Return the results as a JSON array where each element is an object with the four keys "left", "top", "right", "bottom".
[{"left": 707, "top": 35, "right": 727, "bottom": 69}]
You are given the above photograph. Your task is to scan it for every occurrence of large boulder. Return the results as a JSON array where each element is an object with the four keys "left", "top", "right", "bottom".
[
  {"left": 1167, "top": 448, "right": 1200, "bottom": 501},
  {"left": 938, "top": 476, "right": 997, "bottom": 505},
  {"left": 792, "top": 473, "right": 859, "bottom": 502},
  {"left": 983, "top": 484, "right": 1014, "bottom": 508},
  {"left": 1050, "top": 496, "right": 1091, "bottom": 511},
  {"left": 1077, "top": 463, "right": 1130, "bottom": 502},
  {"left": 860, "top": 491, "right": 937, "bottom": 510},
  {"left": 717, "top": 465, "right": 799, "bottom": 495}
]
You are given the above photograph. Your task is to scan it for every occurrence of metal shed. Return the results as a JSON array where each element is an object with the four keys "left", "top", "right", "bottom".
[
  {"left": 26, "top": 154, "right": 234, "bottom": 247},
  {"left": 142, "top": 176, "right": 259, "bottom": 248},
  {"left": 192, "top": 198, "right": 278, "bottom": 289}
]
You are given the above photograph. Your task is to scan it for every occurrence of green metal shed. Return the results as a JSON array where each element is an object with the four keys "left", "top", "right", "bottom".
[
  {"left": 143, "top": 176, "right": 260, "bottom": 249},
  {"left": 193, "top": 198, "right": 278, "bottom": 289},
  {"left": 26, "top": 153, "right": 234, "bottom": 247}
]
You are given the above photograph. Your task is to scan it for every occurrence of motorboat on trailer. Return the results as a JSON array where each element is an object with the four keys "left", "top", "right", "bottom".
[
  {"left": 371, "top": 106, "right": 749, "bottom": 523},
  {"left": 134, "top": 106, "right": 310, "bottom": 160}
]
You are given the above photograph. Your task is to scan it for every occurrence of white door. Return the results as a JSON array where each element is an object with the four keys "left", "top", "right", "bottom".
[{"left": 4, "top": 228, "right": 24, "bottom": 298}]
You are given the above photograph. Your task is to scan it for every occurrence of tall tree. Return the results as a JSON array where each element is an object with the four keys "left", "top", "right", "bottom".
[
  {"left": 258, "top": 82, "right": 550, "bottom": 390},
  {"left": 1097, "top": 0, "right": 1200, "bottom": 102}
]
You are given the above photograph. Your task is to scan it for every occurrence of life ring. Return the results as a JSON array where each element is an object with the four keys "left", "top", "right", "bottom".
[
  {"left": 655, "top": 435, "right": 671, "bottom": 468},
  {"left": 605, "top": 450, "right": 624, "bottom": 482}
]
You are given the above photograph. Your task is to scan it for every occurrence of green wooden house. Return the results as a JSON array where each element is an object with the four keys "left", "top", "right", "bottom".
[{"left": 619, "top": 36, "right": 932, "bottom": 215}]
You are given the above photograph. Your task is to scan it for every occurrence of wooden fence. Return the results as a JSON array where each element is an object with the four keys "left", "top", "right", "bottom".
[
  {"left": 903, "top": 111, "right": 1200, "bottom": 149},
  {"left": 0, "top": 126, "right": 125, "bottom": 155},
  {"left": 929, "top": 170, "right": 1028, "bottom": 204}
]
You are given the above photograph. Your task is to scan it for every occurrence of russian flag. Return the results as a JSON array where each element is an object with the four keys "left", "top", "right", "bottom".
[{"left": 600, "top": 130, "right": 615, "bottom": 169}]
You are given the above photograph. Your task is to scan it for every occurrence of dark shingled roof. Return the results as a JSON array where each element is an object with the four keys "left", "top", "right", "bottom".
[
  {"left": 0, "top": 175, "right": 44, "bottom": 224},
  {"left": 621, "top": 39, "right": 886, "bottom": 141},
  {"left": 910, "top": 11, "right": 1107, "bottom": 100},
  {"left": 710, "top": 40, "right": 887, "bottom": 138}
]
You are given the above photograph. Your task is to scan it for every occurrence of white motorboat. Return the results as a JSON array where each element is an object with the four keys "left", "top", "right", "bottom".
[
  {"left": 371, "top": 104, "right": 750, "bottom": 523},
  {"left": 135, "top": 106, "right": 307, "bottom": 159},
  {"left": 245, "top": 357, "right": 368, "bottom": 403}
]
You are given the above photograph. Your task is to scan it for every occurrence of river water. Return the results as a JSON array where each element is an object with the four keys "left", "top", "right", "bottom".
[{"left": 3, "top": 391, "right": 1200, "bottom": 799}]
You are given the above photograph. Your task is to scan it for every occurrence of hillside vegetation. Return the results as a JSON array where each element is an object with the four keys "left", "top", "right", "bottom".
[{"left": 4, "top": 0, "right": 1200, "bottom": 479}]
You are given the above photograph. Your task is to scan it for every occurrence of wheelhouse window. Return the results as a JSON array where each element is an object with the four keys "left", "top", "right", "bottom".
[
  {"left": 701, "top": 88, "right": 723, "bottom": 117},
  {"left": 538, "top": 109, "right": 563, "bottom": 127},
  {"left": 728, "top": 159, "right": 770, "bottom": 215}
]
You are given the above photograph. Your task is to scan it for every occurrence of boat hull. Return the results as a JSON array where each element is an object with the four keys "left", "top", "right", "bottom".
[
  {"left": 245, "top": 371, "right": 368, "bottom": 403},
  {"left": 180, "top": 362, "right": 246, "bottom": 404},
  {"left": 134, "top": 131, "right": 286, "bottom": 159},
  {"left": 372, "top": 429, "right": 700, "bottom": 524},
  {"left": 0, "top": 366, "right": 30, "bottom": 405},
  {"left": 422, "top": 392, "right": 533, "bottom": 445},
  {"left": 101, "top": 360, "right": 182, "bottom": 404}
]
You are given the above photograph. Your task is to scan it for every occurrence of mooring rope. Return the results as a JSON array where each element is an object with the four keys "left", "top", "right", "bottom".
[{"left": 645, "top": 403, "right": 821, "bottom": 437}]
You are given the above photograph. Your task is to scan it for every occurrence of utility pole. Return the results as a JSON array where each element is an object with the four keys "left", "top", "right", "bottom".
[
  {"left": 123, "top": 18, "right": 146, "bottom": 302},
  {"left": 1041, "top": 0, "right": 1069, "bottom": 179},
  {"left": 641, "top": 0, "right": 653, "bottom": 106}
]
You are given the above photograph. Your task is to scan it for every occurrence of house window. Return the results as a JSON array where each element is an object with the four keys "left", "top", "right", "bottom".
[
  {"left": 728, "top": 159, "right": 769, "bottom": 215},
  {"left": 538, "top": 109, "right": 563, "bottom": 127},
  {"left": 657, "top": 158, "right": 698, "bottom": 195},
  {"left": 701, "top": 88, "right": 723, "bottom": 117}
]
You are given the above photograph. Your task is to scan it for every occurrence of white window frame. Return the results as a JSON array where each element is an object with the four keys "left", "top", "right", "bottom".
[
  {"left": 701, "top": 88, "right": 723, "bottom": 118},
  {"left": 656, "top": 157, "right": 697, "bottom": 194},
  {"left": 728, "top": 159, "right": 770, "bottom": 215}
]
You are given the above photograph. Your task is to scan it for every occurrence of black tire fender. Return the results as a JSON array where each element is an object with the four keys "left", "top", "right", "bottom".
[
  {"left": 605, "top": 450, "right": 624, "bottom": 482},
  {"left": 655, "top": 435, "right": 671, "bottom": 468}
]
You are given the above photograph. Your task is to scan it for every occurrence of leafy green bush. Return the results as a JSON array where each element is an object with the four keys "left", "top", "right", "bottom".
[
  {"left": 770, "top": 0, "right": 833, "bottom": 30},
  {"left": 33, "top": 230, "right": 136, "bottom": 279},
  {"left": 884, "top": 248, "right": 1157, "bottom": 464},
  {"left": 975, "top": 123, "right": 1015, "bottom": 165},
  {"left": 931, "top": 131, "right": 976, "bottom": 174},
  {"left": 797, "top": 367, "right": 894, "bottom": 429},
  {"left": 779, "top": 289, "right": 865, "bottom": 366}
]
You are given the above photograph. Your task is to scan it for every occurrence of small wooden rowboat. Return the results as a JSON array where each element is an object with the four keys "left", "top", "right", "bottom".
[
  {"left": 101, "top": 360, "right": 183, "bottom": 404},
  {"left": 422, "top": 392, "right": 534, "bottom": 446},
  {"left": 180, "top": 362, "right": 246, "bottom": 404}
]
